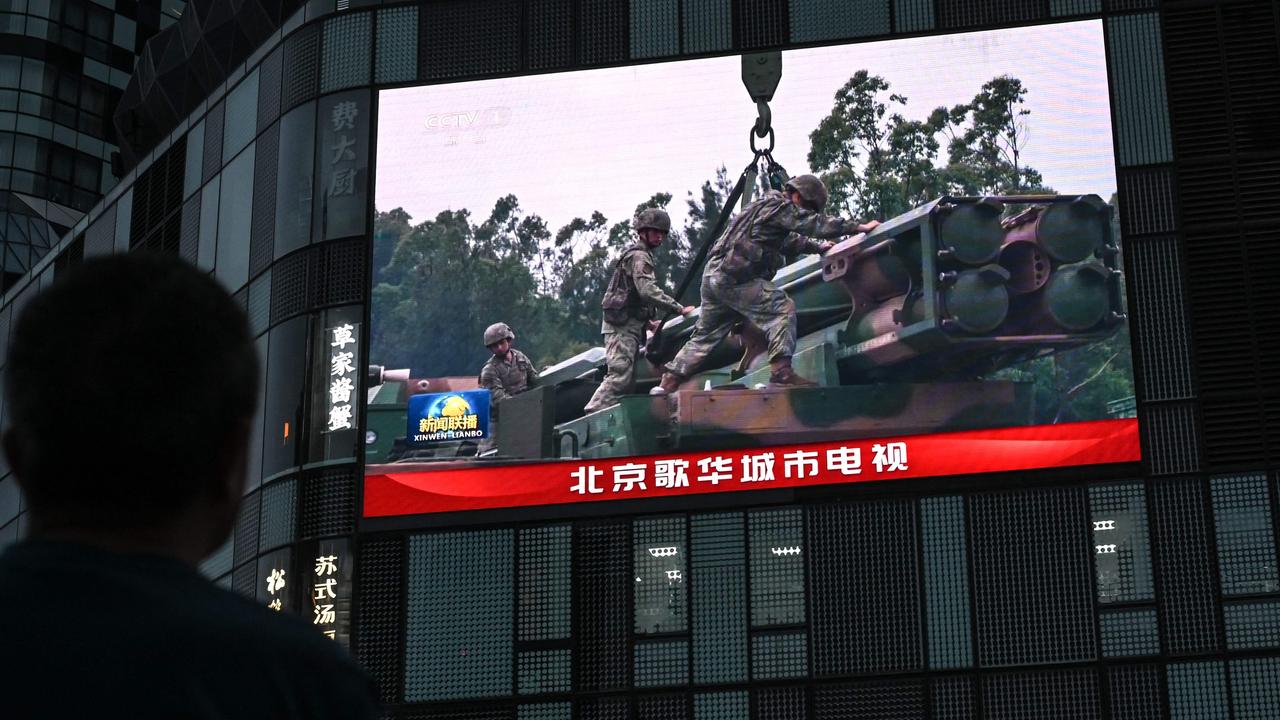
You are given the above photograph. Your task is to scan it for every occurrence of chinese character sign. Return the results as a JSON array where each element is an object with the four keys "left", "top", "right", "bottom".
[
  {"left": 406, "top": 390, "right": 491, "bottom": 444},
  {"left": 307, "top": 539, "right": 351, "bottom": 646},
  {"left": 317, "top": 91, "right": 369, "bottom": 241},
  {"left": 326, "top": 323, "right": 360, "bottom": 434}
]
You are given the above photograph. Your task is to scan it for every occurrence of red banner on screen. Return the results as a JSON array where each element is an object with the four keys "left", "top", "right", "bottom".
[{"left": 363, "top": 418, "right": 1139, "bottom": 517}]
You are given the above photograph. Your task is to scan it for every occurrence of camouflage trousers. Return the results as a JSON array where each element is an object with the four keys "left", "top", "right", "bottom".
[
  {"left": 584, "top": 319, "right": 646, "bottom": 414},
  {"left": 667, "top": 260, "right": 796, "bottom": 378}
]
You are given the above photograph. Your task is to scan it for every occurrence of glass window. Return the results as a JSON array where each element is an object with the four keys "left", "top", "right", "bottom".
[
  {"left": 215, "top": 143, "right": 254, "bottom": 291},
  {"left": 112, "top": 14, "right": 135, "bottom": 50},
  {"left": 19, "top": 58, "right": 44, "bottom": 92},
  {"left": 223, "top": 69, "right": 259, "bottom": 161},
  {"left": 198, "top": 175, "right": 219, "bottom": 271},
  {"left": 261, "top": 315, "right": 309, "bottom": 480},
  {"left": 313, "top": 90, "right": 367, "bottom": 242},
  {"left": 0, "top": 56, "right": 18, "bottom": 88},
  {"left": 183, "top": 120, "right": 204, "bottom": 199},
  {"left": 85, "top": 5, "right": 109, "bottom": 39},
  {"left": 273, "top": 100, "right": 314, "bottom": 259},
  {"left": 113, "top": 188, "right": 131, "bottom": 251}
]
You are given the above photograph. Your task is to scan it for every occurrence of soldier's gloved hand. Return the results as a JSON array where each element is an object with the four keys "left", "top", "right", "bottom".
[{"left": 680, "top": 306, "right": 696, "bottom": 316}]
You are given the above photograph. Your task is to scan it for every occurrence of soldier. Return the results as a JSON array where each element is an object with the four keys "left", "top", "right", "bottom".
[
  {"left": 477, "top": 322, "right": 538, "bottom": 454},
  {"left": 653, "top": 175, "right": 880, "bottom": 393},
  {"left": 583, "top": 209, "right": 695, "bottom": 414}
]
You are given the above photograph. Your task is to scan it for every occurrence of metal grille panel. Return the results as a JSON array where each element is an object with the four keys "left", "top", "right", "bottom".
[
  {"left": 630, "top": 0, "right": 678, "bottom": 59},
  {"left": 258, "top": 476, "right": 297, "bottom": 551},
  {"left": 634, "top": 516, "right": 687, "bottom": 634},
  {"left": 321, "top": 12, "right": 371, "bottom": 93},
  {"left": 1107, "top": 14, "right": 1173, "bottom": 166},
  {"left": 1142, "top": 402, "right": 1202, "bottom": 475},
  {"left": 421, "top": 0, "right": 520, "bottom": 80},
  {"left": 791, "top": 0, "right": 888, "bottom": 42},
  {"left": 376, "top": 6, "right": 419, "bottom": 84},
  {"left": 982, "top": 669, "right": 1100, "bottom": 720},
  {"left": 356, "top": 537, "right": 403, "bottom": 704},
  {"left": 813, "top": 680, "right": 925, "bottom": 719},
  {"left": 1210, "top": 473, "right": 1279, "bottom": 595},
  {"left": 691, "top": 512, "right": 746, "bottom": 684},
  {"left": 282, "top": 23, "right": 321, "bottom": 113},
  {"left": 922, "top": 495, "right": 973, "bottom": 669},
  {"left": 1152, "top": 477, "right": 1221, "bottom": 654},
  {"left": 576, "top": 522, "right": 631, "bottom": 691},
  {"left": 1229, "top": 657, "right": 1280, "bottom": 720},
  {"left": 249, "top": 122, "right": 279, "bottom": 279},
  {"left": 1128, "top": 237, "right": 1194, "bottom": 401},
  {"left": 1088, "top": 482, "right": 1155, "bottom": 603},
  {"left": 749, "top": 507, "right": 805, "bottom": 627},
  {"left": 299, "top": 467, "right": 357, "bottom": 539},
  {"left": 682, "top": 0, "right": 730, "bottom": 54},
  {"left": 1167, "top": 661, "right": 1229, "bottom": 720},
  {"left": 1100, "top": 608, "right": 1160, "bottom": 658},
  {"left": 1109, "top": 664, "right": 1163, "bottom": 720},
  {"left": 634, "top": 641, "right": 688, "bottom": 688},
  {"left": 518, "top": 525, "right": 572, "bottom": 641}
]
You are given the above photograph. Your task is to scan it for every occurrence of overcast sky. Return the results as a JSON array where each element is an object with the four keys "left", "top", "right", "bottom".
[{"left": 374, "top": 20, "right": 1115, "bottom": 244}]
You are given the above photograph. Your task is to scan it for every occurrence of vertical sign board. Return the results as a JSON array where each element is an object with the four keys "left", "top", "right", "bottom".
[
  {"left": 258, "top": 547, "right": 294, "bottom": 612},
  {"left": 305, "top": 538, "right": 353, "bottom": 647},
  {"left": 316, "top": 90, "right": 369, "bottom": 242}
]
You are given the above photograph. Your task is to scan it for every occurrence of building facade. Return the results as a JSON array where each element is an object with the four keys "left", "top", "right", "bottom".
[{"left": 2, "top": 0, "right": 1280, "bottom": 718}]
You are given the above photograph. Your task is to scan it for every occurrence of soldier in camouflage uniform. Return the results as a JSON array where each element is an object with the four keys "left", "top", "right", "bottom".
[
  {"left": 583, "top": 209, "right": 694, "bottom": 414},
  {"left": 477, "top": 322, "right": 539, "bottom": 454},
  {"left": 654, "top": 175, "right": 880, "bottom": 393}
]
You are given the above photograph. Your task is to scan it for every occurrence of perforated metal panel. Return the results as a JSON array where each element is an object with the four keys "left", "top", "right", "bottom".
[
  {"left": 270, "top": 250, "right": 309, "bottom": 324},
  {"left": 756, "top": 686, "right": 805, "bottom": 720},
  {"left": 258, "top": 476, "right": 297, "bottom": 551},
  {"left": 232, "top": 489, "right": 261, "bottom": 568},
  {"left": 971, "top": 488, "right": 1096, "bottom": 666},
  {"left": 405, "top": 529, "right": 514, "bottom": 701},
  {"left": 691, "top": 513, "right": 746, "bottom": 684},
  {"left": 1142, "top": 402, "right": 1202, "bottom": 476},
  {"left": 299, "top": 467, "right": 357, "bottom": 539},
  {"left": 311, "top": 239, "right": 367, "bottom": 307},
  {"left": 528, "top": 0, "right": 573, "bottom": 70},
  {"left": 1120, "top": 168, "right": 1177, "bottom": 237},
  {"left": 791, "top": 0, "right": 888, "bottom": 42},
  {"left": 84, "top": 205, "right": 116, "bottom": 258},
  {"left": 1167, "top": 661, "right": 1228, "bottom": 720},
  {"left": 518, "top": 649, "right": 572, "bottom": 695},
  {"left": 232, "top": 560, "right": 257, "bottom": 599},
  {"left": 752, "top": 632, "right": 807, "bottom": 680},
  {"left": 421, "top": 0, "right": 520, "bottom": 80},
  {"left": 321, "top": 12, "right": 371, "bottom": 93},
  {"left": 813, "top": 680, "right": 925, "bottom": 719},
  {"left": 1107, "top": 14, "right": 1172, "bottom": 166},
  {"left": 1152, "top": 477, "right": 1221, "bottom": 654},
  {"left": 576, "top": 522, "right": 631, "bottom": 691},
  {"left": 179, "top": 193, "right": 200, "bottom": 263},
  {"left": 1225, "top": 600, "right": 1280, "bottom": 650},
  {"left": 257, "top": 46, "right": 283, "bottom": 133},
  {"left": 1109, "top": 664, "right": 1163, "bottom": 720},
  {"left": 634, "top": 640, "right": 688, "bottom": 688},
  {"left": 938, "top": 0, "right": 1043, "bottom": 29},
  {"left": 1050, "top": 0, "right": 1100, "bottom": 16},
  {"left": 519, "top": 703, "right": 571, "bottom": 720},
  {"left": 1101, "top": 608, "right": 1160, "bottom": 658},
  {"left": 894, "top": 0, "right": 935, "bottom": 32},
  {"left": 580, "top": 0, "right": 628, "bottom": 64},
  {"left": 749, "top": 508, "right": 804, "bottom": 627},
  {"left": 282, "top": 24, "right": 322, "bottom": 113},
  {"left": 634, "top": 516, "right": 687, "bottom": 634},
  {"left": 637, "top": 693, "right": 686, "bottom": 720},
  {"left": 932, "top": 676, "right": 974, "bottom": 720},
  {"left": 579, "top": 696, "right": 631, "bottom": 720},
  {"left": 922, "top": 496, "right": 973, "bottom": 669},
  {"left": 682, "top": 0, "right": 730, "bottom": 54},
  {"left": 693, "top": 691, "right": 747, "bottom": 720},
  {"left": 1128, "top": 237, "right": 1194, "bottom": 402},
  {"left": 376, "top": 6, "right": 418, "bottom": 84},
  {"left": 810, "top": 501, "right": 920, "bottom": 675},
  {"left": 1089, "top": 482, "right": 1155, "bottom": 603},
  {"left": 518, "top": 524, "right": 572, "bottom": 641},
  {"left": 356, "top": 536, "right": 403, "bottom": 704},
  {"left": 249, "top": 123, "right": 279, "bottom": 279},
  {"left": 1210, "top": 473, "right": 1279, "bottom": 595},
  {"left": 1229, "top": 656, "right": 1280, "bottom": 720},
  {"left": 736, "top": 0, "right": 787, "bottom": 49},
  {"left": 630, "top": 0, "right": 677, "bottom": 59},
  {"left": 983, "top": 669, "right": 1100, "bottom": 720},
  {"left": 199, "top": 536, "right": 234, "bottom": 580}
]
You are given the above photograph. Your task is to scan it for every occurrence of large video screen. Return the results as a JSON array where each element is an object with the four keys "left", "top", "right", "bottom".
[{"left": 364, "top": 21, "right": 1138, "bottom": 517}]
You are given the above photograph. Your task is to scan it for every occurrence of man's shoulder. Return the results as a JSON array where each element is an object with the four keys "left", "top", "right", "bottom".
[{"left": 510, "top": 349, "right": 534, "bottom": 366}]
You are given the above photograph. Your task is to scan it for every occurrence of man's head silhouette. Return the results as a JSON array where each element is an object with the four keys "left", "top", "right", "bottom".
[{"left": 3, "top": 253, "right": 259, "bottom": 563}]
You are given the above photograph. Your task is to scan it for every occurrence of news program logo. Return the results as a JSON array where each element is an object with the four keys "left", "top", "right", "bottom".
[{"left": 407, "top": 390, "right": 490, "bottom": 443}]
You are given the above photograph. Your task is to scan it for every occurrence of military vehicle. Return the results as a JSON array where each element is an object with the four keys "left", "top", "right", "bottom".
[{"left": 366, "top": 193, "right": 1125, "bottom": 467}]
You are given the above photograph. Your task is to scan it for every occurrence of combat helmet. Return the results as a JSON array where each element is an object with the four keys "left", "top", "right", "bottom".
[
  {"left": 483, "top": 322, "right": 515, "bottom": 347},
  {"left": 784, "top": 174, "right": 829, "bottom": 212},
  {"left": 633, "top": 208, "right": 672, "bottom": 234}
]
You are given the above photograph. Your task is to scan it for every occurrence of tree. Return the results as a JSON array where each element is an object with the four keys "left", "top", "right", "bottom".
[
  {"left": 807, "top": 70, "right": 944, "bottom": 220},
  {"left": 933, "top": 75, "right": 1050, "bottom": 195}
]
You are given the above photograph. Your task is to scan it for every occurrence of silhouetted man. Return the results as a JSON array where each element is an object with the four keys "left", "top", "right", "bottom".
[{"left": 0, "top": 254, "right": 380, "bottom": 718}]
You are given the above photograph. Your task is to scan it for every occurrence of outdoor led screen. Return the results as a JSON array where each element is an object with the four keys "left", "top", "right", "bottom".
[{"left": 364, "top": 20, "right": 1139, "bottom": 518}]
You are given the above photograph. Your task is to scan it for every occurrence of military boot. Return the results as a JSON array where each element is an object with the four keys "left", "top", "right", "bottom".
[
  {"left": 649, "top": 371, "right": 685, "bottom": 395},
  {"left": 768, "top": 360, "right": 818, "bottom": 387}
]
